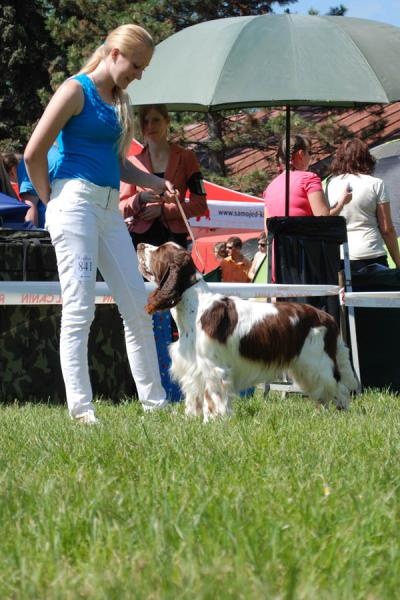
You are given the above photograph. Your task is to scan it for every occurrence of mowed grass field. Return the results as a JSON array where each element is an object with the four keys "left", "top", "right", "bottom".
[{"left": 0, "top": 390, "right": 399, "bottom": 599}]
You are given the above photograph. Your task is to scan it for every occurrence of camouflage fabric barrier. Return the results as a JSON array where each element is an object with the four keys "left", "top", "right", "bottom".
[
  {"left": 0, "top": 304, "right": 136, "bottom": 403},
  {"left": 0, "top": 229, "right": 136, "bottom": 403}
]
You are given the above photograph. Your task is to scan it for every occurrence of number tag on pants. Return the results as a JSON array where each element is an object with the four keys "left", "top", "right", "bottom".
[{"left": 74, "top": 255, "right": 94, "bottom": 280}]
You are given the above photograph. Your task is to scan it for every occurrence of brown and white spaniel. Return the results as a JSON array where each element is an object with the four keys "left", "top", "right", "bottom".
[{"left": 137, "top": 242, "right": 358, "bottom": 421}]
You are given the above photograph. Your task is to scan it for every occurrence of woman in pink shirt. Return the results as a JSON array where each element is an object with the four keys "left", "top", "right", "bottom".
[{"left": 263, "top": 134, "right": 350, "bottom": 221}]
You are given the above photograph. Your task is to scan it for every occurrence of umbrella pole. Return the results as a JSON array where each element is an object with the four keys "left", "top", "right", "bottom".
[{"left": 285, "top": 106, "right": 291, "bottom": 217}]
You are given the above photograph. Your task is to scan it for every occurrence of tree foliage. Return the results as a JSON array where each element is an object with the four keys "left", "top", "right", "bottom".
[
  {"left": 45, "top": 0, "right": 173, "bottom": 87},
  {"left": 0, "top": 0, "right": 350, "bottom": 193},
  {"left": 307, "top": 4, "right": 347, "bottom": 16},
  {"left": 0, "top": 1, "right": 57, "bottom": 150},
  {"left": 0, "top": 0, "right": 175, "bottom": 151},
  {"left": 327, "top": 4, "right": 347, "bottom": 16},
  {"left": 171, "top": 108, "right": 348, "bottom": 194},
  {"left": 151, "top": 0, "right": 298, "bottom": 31}
]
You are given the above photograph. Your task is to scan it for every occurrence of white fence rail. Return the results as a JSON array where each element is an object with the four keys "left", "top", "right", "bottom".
[
  {"left": 2, "top": 280, "right": 399, "bottom": 388},
  {"left": 0, "top": 281, "right": 341, "bottom": 305},
  {"left": 344, "top": 291, "right": 400, "bottom": 308}
]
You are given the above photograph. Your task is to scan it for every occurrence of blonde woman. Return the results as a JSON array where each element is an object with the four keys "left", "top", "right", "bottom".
[{"left": 24, "top": 24, "right": 177, "bottom": 423}]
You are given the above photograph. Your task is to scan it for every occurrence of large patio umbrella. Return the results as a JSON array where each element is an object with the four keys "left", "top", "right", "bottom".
[{"left": 128, "top": 14, "right": 400, "bottom": 215}]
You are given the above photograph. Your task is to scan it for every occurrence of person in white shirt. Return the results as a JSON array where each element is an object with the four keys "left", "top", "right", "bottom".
[{"left": 326, "top": 138, "right": 400, "bottom": 273}]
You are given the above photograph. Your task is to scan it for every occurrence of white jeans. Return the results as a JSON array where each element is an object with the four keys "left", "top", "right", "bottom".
[{"left": 46, "top": 178, "right": 167, "bottom": 417}]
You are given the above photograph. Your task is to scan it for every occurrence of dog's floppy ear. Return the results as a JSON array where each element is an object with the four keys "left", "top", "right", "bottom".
[{"left": 145, "top": 251, "right": 194, "bottom": 314}]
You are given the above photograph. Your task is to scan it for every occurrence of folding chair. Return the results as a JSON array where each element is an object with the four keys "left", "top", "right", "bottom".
[{"left": 264, "top": 216, "right": 359, "bottom": 394}]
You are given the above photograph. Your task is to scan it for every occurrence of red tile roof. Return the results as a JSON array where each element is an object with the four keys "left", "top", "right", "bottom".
[{"left": 182, "top": 102, "right": 400, "bottom": 180}]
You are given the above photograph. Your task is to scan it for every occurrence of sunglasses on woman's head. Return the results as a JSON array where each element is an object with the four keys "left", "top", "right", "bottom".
[{"left": 258, "top": 242, "right": 266, "bottom": 247}]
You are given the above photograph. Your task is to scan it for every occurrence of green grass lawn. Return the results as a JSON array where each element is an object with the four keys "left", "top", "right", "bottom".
[{"left": 0, "top": 390, "right": 399, "bottom": 599}]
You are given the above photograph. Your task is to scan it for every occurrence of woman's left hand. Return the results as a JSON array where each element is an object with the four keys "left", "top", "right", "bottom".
[{"left": 141, "top": 204, "right": 162, "bottom": 220}]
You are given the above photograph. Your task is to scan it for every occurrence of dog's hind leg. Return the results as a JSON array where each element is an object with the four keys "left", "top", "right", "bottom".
[
  {"left": 185, "top": 393, "right": 203, "bottom": 417},
  {"left": 308, "top": 338, "right": 359, "bottom": 410},
  {"left": 336, "top": 338, "right": 360, "bottom": 394},
  {"left": 291, "top": 354, "right": 352, "bottom": 411},
  {"left": 291, "top": 364, "right": 337, "bottom": 408},
  {"left": 289, "top": 332, "right": 342, "bottom": 408},
  {"left": 327, "top": 339, "right": 359, "bottom": 411}
]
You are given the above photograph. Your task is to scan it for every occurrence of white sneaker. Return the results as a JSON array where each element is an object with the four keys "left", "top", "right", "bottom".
[
  {"left": 141, "top": 399, "right": 170, "bottom": 413},
  {"left": 73, "top": 411, "right": 99, "bottom": 425}
]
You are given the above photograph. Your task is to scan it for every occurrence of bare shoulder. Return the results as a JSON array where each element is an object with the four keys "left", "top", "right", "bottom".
[
  {"left": 25, "top": 77, "right": 84, "bottom": 151},
  {"left": 51, "top": 78, "right": 84, "bottom": 113}
]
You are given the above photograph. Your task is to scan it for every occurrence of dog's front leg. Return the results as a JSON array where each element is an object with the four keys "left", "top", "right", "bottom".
[
  {"left": 203, "top": 366, "right": 233, "bottom": 422},
  {"left": 170, "top": 342, "right": 203, "bottom": 417},
  {"left": 181, "top": 370, "right": 205, "bottom": 418},
  {"left": 185, "top": 393, "right": 203, "bottom": 417}
]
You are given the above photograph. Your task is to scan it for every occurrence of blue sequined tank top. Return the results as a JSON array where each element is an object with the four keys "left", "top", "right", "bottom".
[{"left": 53, "top": 73, "right": 122, "bottom": 189}]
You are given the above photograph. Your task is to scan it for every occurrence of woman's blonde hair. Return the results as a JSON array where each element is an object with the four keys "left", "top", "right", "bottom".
[{"left": 80, "top": 24, "right": 154, "bottom": 157}]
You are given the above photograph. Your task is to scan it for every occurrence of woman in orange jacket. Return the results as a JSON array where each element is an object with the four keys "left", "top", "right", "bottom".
[{"left": 120, "top": 104, "right": 207, "bottom": 248}]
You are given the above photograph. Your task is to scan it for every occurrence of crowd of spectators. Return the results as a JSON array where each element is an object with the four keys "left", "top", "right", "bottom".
[{"left": 2, "top": 132, "right": 399, "bottom": 279}]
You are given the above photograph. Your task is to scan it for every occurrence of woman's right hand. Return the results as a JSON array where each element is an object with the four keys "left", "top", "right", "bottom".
[
  {"left": 340, "top": 185, "right": 353, "bottom": 207},
  {"left": 162, "top": 179, "right": 179, "bottom": 202},
  {"left": 326, "top": 186, "right": 353, "bottom": 216}
]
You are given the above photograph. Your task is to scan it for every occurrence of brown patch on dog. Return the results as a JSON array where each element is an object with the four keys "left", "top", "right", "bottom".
[
  {"left": 195, "top": 397, "right": 203, "bottom": 415},
  {"left": 239, "top": 303, "right": 340, "bottom": 378},
  {"left": 204, "top": 389, "right": 216, "bottom": 414},
  {"left": 200, "top": 297, "right": 239, "bottom": 343}
]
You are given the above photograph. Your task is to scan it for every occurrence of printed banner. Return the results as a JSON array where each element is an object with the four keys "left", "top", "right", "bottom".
[{"left": 189, "top": 200, "right": 264, "bottom": 230}]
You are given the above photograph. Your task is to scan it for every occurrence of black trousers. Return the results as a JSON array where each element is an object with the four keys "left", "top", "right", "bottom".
[
  {"left": 131, "top": 219, "right": 188, "bottom": 250},
  {"left": 349, "top": 255, "right": 389, "bottom": 274}
]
